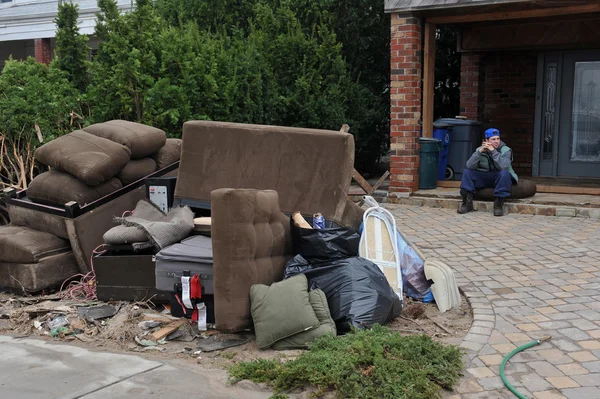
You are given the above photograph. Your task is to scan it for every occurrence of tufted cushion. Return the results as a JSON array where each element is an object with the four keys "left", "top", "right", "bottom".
[
  {"left": 117, "top": 157, "right": 157, "bottom": 185},
  {"left": 0, "top": 225, "right": 71, "bottom": 263},
  {"left": 272, "top": 288, "right": 336, "bottom": 350},
  {"left": 27, "top": 170, "right": 123, "bottom": 207},
  {"left": 7, "top": 204, "right": 69, "bottom": 239},
  {"left": 474, "top": 178, "right": 537, "bottom": 201},
  {"left": 211, "top": 188, "right": 293, "bottom": 332},
  {"left": 0, "top": 252, "right": 79, "bottom": 292},
  {"left": 152, "top": 138, "right": 182, "bottom": 170},
  {"left": 83, "top": 120, "right": 167, "bottom": 159},
  {"left": 250, "top": 274, "right": 319, "bottom": 349},
  {"left": 34, "top": 130, "right": 131, "bottom": 186}
]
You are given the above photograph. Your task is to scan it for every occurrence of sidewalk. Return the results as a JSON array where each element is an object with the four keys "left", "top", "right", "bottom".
[
  {"left": 388, "top": 204, "right": 600, "bottom": 399},
  {"left": 0, "top": 335, "right": 272, "bottom": 399}
]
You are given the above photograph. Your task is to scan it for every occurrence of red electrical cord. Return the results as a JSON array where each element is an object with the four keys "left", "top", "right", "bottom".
[{"left": 59, "top": 244, "right": 107, "bottom": 301}]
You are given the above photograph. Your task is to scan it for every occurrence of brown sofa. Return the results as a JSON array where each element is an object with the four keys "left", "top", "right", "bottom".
[
  {"left": 175, "top": 121, "right": 363, "bottom": 228},
  {"left": 0, "top": 164, "right": 178, "bottom": 293},
  {"left": 175, "top": 121, "right": 364, "bottom": 331}
]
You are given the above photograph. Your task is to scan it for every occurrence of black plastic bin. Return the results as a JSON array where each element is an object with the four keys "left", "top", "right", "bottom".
[
  {"left": 419, "top": 138, "right": 442, "bottom": 190},
  {"left": 437, "top": 118, "right": 482, "bottom": 181}
]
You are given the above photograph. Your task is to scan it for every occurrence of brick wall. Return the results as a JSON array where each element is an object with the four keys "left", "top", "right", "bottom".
[
  {"left": 34, "top": 38, "right": 52, "bottom": 65},
  {"left": 460, "top": 53, "right": 485, "bottom": 122},
  {"left": 389, "top": 14, "right": 422, "bottom": 195},
  {"left": 483, "top": 53, "right": 537, "bottom": 177}
]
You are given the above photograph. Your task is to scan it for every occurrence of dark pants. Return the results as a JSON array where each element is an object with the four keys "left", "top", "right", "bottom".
[{"left": 460, "top": 169, "right": 512, "bottom": 198}]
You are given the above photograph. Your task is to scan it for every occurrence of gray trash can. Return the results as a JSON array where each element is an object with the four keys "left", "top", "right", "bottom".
[{"left": 437, "top": 118, "right": 482, "bottom": 181}]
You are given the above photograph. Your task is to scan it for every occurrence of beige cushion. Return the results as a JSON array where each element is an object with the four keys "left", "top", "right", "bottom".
[{"left": 0, "top": 252, "right": 79, "bottom": 292}]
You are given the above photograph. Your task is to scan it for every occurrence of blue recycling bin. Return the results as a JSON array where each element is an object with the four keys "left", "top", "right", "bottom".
[{"left": 433, "top": 122, "right": 452, "bottom": 180}]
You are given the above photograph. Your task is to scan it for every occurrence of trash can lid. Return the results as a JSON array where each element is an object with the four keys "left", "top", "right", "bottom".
[
  {"left": 433, "top": 122, "right": 452, "bottom": 128},
  {"left": 437, "top": 117, "right": 482, "bottom": 126},
  {"left": 419, "top": 137, "right": 442, "bottom": 143}
]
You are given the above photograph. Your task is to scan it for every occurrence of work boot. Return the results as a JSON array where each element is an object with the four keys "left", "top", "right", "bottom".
[
  {"left": 457, "top": 190, "right": 474, "bottom": 214},
  {"left": 493, "top": 197, "right": 504, "bottom": 217}
]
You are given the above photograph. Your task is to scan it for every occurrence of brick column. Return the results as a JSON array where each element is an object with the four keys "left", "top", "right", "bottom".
[
  {"left": 34, "top": 38, "right": 52, "bottom": 65},
  {"left": 460, "top": 53, "right": 485, "bottom": 121},
  {"left": 389, "top": 13, "right": 422, "bottom": 196}
]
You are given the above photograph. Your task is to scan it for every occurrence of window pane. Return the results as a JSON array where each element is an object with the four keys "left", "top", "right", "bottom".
[{"left": 571, "top": 62, "right": 600, "bottom": 162}]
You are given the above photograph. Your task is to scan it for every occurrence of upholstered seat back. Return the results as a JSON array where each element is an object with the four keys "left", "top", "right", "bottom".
[{"left": 175, "top": 121, "right": 356, "bottom": 226}]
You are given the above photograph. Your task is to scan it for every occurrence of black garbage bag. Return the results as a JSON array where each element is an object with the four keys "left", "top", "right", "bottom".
[
  {"left": 285, "top": 255, "right": 402, "bottom": 333},
  {"left": 290, "top": 216, "right": 360, "bottom": 263}
]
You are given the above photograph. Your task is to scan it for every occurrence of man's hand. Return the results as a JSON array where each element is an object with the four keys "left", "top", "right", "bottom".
[{"left": 480, "top": 142, "right": 495, "bottom": 152}]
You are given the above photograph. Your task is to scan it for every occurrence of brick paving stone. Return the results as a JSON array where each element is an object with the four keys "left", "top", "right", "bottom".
[
  {"left": 582, "top": 360, "right": 600, "bottom": 372},
  {"left": 386, "top": 205, "right": 600, "bottom": 399},
  {"left": 569, "top": 351, "right": 598, "bottom": 362},
  {"left": 556, "top": 363, "right": 589, "bottom": 376},
  {"left": 563, "top": 386, "right": 600, "bottom": 398},
  {"left": 578, "top": 340, "right": 600, "bottom": 350},
  {"left": 517, "top": 323, "right": 541, "bottom": 332},
  {"left": 528, "top": 361, "right": 565, "bottom": 377},
  {"left": 520, "top": 373, "right": 554, "bottom": 392},
  {"left": 492, "top": 343, "right": 517, "bottom": 355},
  {"left": 479, "top": 355, "right": 504, "bottom": 367},
  {"left": 533, "top": 390, "right": 568, "bottom": 399},
  {"left": 538, "top": 349, "right": 577, "bottom": 365},
  {"left": 571, "top": 373, "right": 600, "bottom": 386},
  {"left": 466, "top": 367, "right": 496, "bottom": 379},
  {"left": 545, "top": 376, "right": 580, "bottom": 389},
  {"left": 558, "top": 328, "right": 592, "bottom": 341},
  {"left": 551, "top": 339, "right": 582, "bottom": 353}
]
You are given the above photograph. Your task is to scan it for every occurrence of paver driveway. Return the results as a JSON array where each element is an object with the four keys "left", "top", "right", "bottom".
[{"left": 387, "top": 204, "right": 600, "bottom": 399}]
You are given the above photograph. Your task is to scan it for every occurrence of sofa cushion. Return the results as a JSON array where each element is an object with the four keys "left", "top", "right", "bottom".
[
  {"left": 35, "top": 130, "right": 131, "bottom": 186},
  {"left": 176, "top": 121, "right": 356, "bottom": 226},
  {"left": 0, "top": 252, "right": 79, "bottom": 292},
  {"left": 250, "top": 274, "right": 319, "bottom": 349},
  {"left": 211, "top": 188, "right": 292, "bottom": 332},
  {"left": 272, "top": 288, "right": 336, "bottom": 350},
  {"left": 474, "top": 179, "right": 537, "bottom": 201},
  {"left": 83, "top": 120, "right": 166, "bottom": 159},
  {"left": 117, "top": 157, "right": 157, "bottom": 186},
  {"left": 152, "top": 138, "right": 182, "bottom": 170},
  {"left": 0, "top": 225, "right": 70, "bottom": 263},
  {"left": 7, "top": 204, "right": 68, "bottom": 239},
  {"left": 27, "top": 170, "right": 123, "bottom": 207}
]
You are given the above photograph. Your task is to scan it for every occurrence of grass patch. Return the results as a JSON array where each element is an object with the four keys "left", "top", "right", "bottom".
[{"left": 229, "top": 325, "right": 464, "bottom": 399}]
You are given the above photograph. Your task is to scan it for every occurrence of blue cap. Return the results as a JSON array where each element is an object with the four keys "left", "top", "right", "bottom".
[{"left": 485, "top": 128, "right": 500, "bottom": 139}]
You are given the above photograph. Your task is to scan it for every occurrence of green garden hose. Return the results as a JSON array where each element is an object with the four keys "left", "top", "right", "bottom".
[{"left": 500, "top": 336, "right": 552, "bottom": 399}]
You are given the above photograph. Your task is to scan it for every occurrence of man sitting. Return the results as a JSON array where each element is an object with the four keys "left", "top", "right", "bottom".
[{"left": 458, "top": 128, "right": 518, "bottom": 217}]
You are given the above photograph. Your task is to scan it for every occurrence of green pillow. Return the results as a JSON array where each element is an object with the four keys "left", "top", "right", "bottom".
[
  {"left": 250, "top": 274, "right": 320, "bottom": 349},
  {"left": 272, "top": 288, "right": 337, "bottom": 350}
]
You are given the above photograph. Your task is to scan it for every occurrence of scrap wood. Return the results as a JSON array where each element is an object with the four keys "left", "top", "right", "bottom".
[
  {"left": 151, "top": 320, "right": 185, "bottom": 341},
  {"left": 340, "top": 124, "right": 375, "bottom": 195},
  {"left": 142, "top": 312, "right": 179, "bottom": 322},
  {"left": 426, "top": 316, "right": 453, "bottom": 334}
]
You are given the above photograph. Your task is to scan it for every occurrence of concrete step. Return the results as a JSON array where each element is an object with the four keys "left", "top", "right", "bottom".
[{"left": 389, "top": 196, "right": 600, "bottom": 219}]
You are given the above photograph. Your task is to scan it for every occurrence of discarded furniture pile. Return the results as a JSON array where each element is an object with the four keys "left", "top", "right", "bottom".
[
  {"left": 0, "top": 120, "right": 461, "bottom": 350},
  {"left": 0, "top": 120, "right": 181, "bottom": 292}
]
